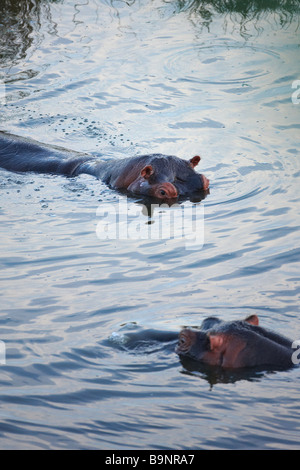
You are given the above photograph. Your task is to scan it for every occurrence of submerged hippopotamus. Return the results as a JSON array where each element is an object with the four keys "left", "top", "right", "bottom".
[
  {"left": 0, "top": 131, "right": 209, "bottom": 199},
  {"left": 176, "top": 315, "right": 295, "bottom": 369}
]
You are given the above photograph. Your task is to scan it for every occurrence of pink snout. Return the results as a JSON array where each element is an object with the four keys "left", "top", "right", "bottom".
[
  {"left": 154, "top": 182, "right": 178, "bottom": 199},
  {"left": 201, "top": 175, "right": 210, "bottom": 191}
]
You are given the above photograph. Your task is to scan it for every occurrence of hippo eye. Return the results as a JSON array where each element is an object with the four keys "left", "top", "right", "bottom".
[{"left": 160, "top": 190, "right": 166, "bottom": 196}]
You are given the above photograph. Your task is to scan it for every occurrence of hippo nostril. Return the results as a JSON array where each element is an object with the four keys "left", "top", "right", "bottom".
[
  {"left": 156, "top": 183, "right": 177, "bottom": 199},
  {"left": 201, "top": 175, "right": 210, "bottom": 191}
]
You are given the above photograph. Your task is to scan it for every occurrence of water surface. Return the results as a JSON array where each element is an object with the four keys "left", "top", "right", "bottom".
[{"left": 0, "top": 0, "right": 300, "bottom": 449}]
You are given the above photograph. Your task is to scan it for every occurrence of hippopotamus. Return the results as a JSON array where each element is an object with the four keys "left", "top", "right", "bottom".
[
  {"left": 176, "top": 315, "right": 294, "bottom": 369},
  {"left": 0, "top": 131, "right": 209, "bottom": 199}
]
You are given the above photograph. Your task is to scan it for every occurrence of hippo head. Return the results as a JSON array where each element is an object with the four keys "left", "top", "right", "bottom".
[
  {"left": 127, "top": 154, "right": 209, "bottom": 200},
  {"left": 176, "top": 315, "right": 262, "bottom": 367}
]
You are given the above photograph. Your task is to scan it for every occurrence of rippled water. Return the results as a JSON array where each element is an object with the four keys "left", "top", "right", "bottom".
[{"left": 0, "top": 0, "right": 300, "bottom": 450}]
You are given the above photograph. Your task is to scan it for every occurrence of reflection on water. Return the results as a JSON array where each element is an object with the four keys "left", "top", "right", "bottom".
[
  {"left": 172, "top": 0, "right": 300, "bottom": 19},
  {"left": 167, "top": 0, "right": 300, "bottom": 36},
  {"left": 0, "top": 0, "right": 58, "bottom": 68},
  {"left": 179, "top": 357, "right": 279, "bottom": 387},
  {"left": 1, "top": 0, "right": 299, "bottom": 71}
]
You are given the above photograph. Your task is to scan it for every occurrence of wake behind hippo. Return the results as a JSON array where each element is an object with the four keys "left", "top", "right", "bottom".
[
  {"left": 0, "top": 131, "right": 209, "bottom": 199},
  {"left": 176, "top": 315, "right": 295, "bottom": 370}
]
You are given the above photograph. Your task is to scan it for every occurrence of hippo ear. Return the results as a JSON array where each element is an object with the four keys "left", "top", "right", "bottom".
[
  {"left": 189, "top": 156, "right": 201, "bottom": 168},
  {"left": 244, "top": 315, "right": 259, "bottom": 326},
  {"left": 141, "top": 165, "right": 154, "bottom": 179},
  {"left": 209, "top": 334, "right": 224, "bottom": 351}
]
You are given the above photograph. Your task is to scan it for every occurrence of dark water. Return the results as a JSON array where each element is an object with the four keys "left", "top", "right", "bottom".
[{"left": 0, "top": 0, "right": 300, "bottom": 450}]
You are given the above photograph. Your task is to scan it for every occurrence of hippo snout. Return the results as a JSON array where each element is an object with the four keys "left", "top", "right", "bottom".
[
  {"left": 176, "top": 329, "right": 194, "bottom": 355},
  {"left": 155, "top": 182, "right": 178, "bottom": 199},
  {"left": 201, "top": 175, "right": 210, "bottom": 191}
]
